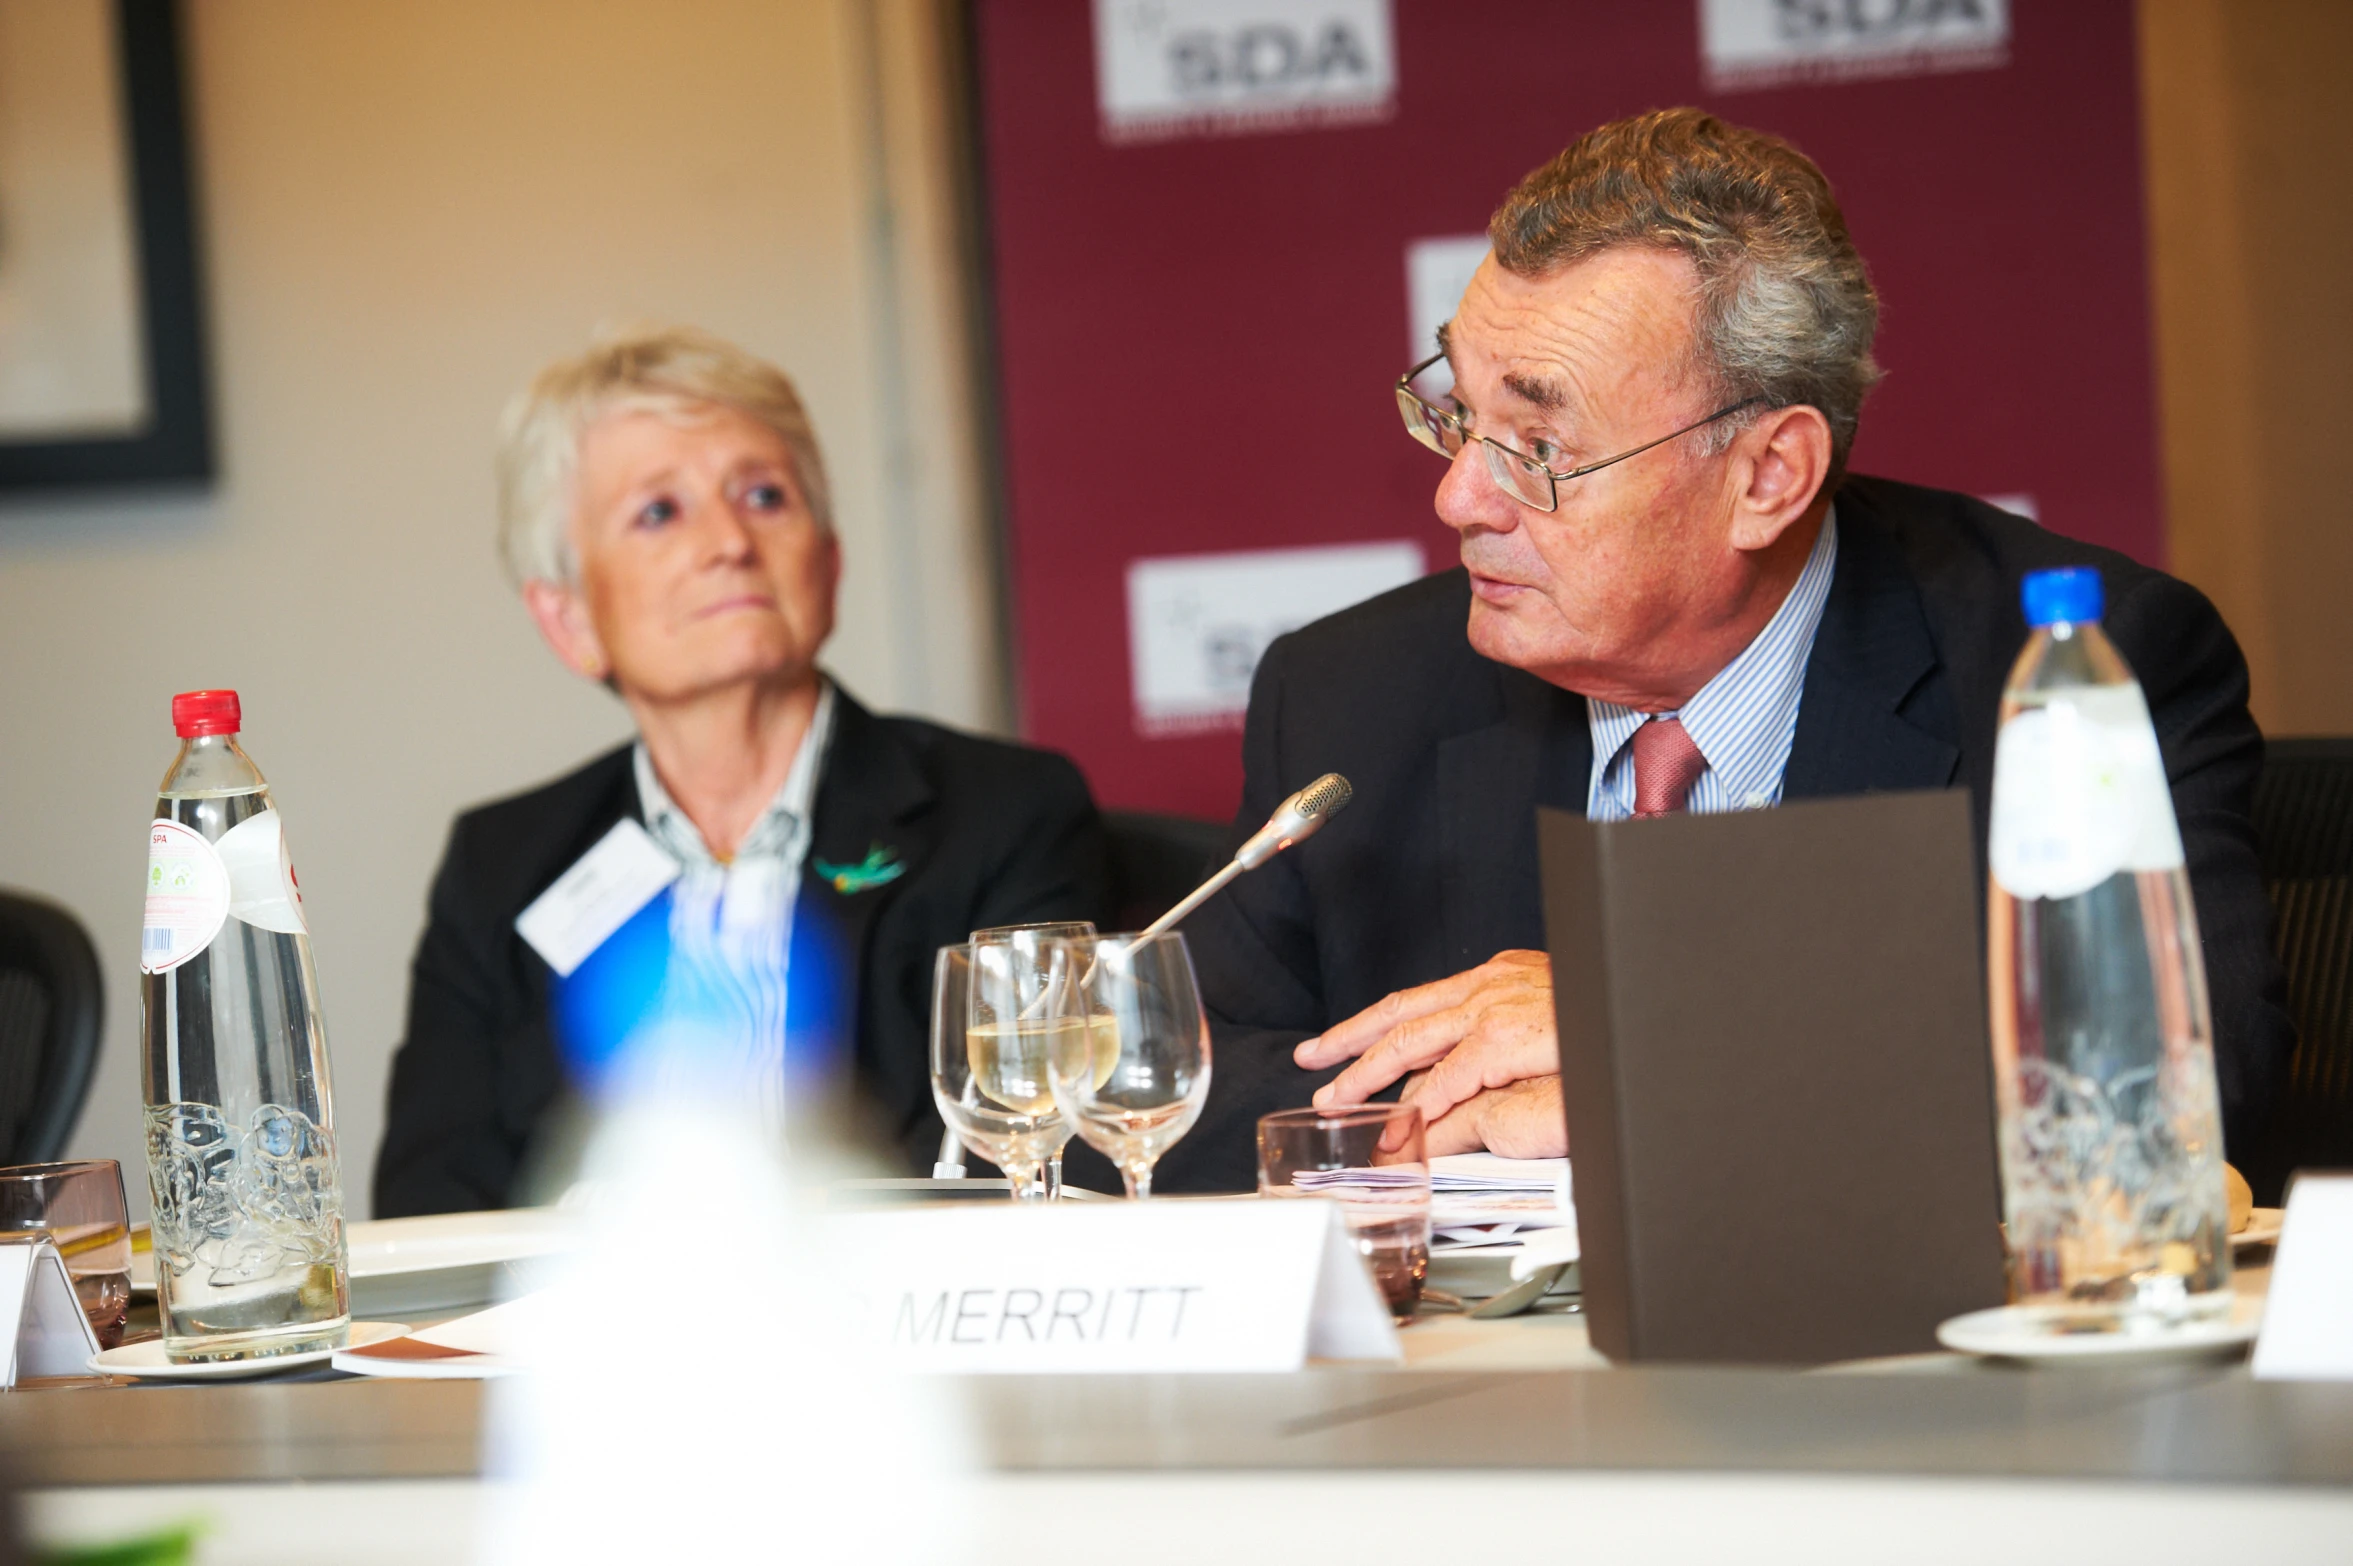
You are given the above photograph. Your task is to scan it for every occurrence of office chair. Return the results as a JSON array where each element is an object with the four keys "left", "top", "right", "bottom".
[
  {"left": 2246, "top": 738, "right": 2353, "bottom": 1205},
  {"left": 0, "top": 890, "right": 104, "bottom": 1168},
  {"left": 1103, "top": 811, "right": 1227, "bottom": 935}
]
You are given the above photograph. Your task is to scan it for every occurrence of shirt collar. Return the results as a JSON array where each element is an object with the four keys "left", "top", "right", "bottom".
[
  {"left": 1587, "top": 507, "right": 1840, "bottom": 803},
  {"left": 633, "top": 678, "right": 837, "bottom": 870}
]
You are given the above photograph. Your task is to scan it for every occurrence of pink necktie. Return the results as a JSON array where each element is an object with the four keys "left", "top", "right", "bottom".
[{"left": 1630, "top": 717, "right": 1707, "bottom": 818}]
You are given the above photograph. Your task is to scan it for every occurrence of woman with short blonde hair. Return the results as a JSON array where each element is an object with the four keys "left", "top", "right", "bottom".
[
  {"left": 377, "top": 326, "right": 1112, "bottom": 1215},
  {"left": 495, "top": 325, "right": 835, "bottom": 587}
]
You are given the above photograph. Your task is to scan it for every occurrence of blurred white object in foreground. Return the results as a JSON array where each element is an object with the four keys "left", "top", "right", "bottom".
[{"left": 477, "top": 1012, "right": 969, "bottom": 1559}]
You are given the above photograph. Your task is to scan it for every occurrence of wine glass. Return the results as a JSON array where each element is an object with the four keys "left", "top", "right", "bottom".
[
  {"left": 930, "top": 942, "right": 1085, "bottom": 1202},
  {"left": 1049, "top": 931, "right": 1211, "bottom": 1199},
  {"left": 970, "top": 922, "right": 1096, "bottom": 1197}
]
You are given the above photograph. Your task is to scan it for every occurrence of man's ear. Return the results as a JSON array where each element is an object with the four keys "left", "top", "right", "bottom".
[
  {"left": 1727, "top": 404, "right": 1833, "bottom": 552},
  {"left": 522, "top": 578, "right": 610, "bottom": 683}
]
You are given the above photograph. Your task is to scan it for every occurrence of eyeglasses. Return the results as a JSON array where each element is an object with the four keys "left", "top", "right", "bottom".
[{"left": 1394, "top": 351, "right": 1763, "bottom": 513}]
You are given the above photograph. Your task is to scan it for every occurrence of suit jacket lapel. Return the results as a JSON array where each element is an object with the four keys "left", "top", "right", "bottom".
[
  {"left": 1784, "top": 498, "right": 1962, "bottom": 801},
  {"left": 1434, "top": 661, "right": 1586, "bottom": 968},
  {"left": 798, "top": 689, "right": 937, "bottom": 1088}
]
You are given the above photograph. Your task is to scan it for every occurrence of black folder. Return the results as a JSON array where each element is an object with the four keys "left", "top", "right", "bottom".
[{"left": 1539, "top": 789, "right": 2007, "bottom": 1365}]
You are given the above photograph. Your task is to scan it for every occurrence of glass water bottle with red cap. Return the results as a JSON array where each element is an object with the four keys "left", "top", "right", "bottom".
[{"left": 140, "top": 689, "right": 349, "bottom": 1363}]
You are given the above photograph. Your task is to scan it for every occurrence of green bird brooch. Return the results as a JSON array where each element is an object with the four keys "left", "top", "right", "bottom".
[{"left": 815, "top": 843, "right": 906, "bottom": 895}]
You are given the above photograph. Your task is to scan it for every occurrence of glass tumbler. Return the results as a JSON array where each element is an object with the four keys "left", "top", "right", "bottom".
[
  {"left": 1258, "top": 1104, "right": 1430, "bottom": 1321},
  {"left": 0, "top": 1160, "right": 133, "bottom": 1348}
]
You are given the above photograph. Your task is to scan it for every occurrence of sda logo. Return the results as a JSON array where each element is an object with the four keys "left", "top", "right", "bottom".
[
  {"left": 1126, "top": 541, "right": 1423, "bottom": 737},
  {"left": 1166, "top": 20, "right": 1375, "bottom": 95},
  {"left": 1095, "top": 0, "right": 1397, "bottom": 145},
  {"left": 1702, "top": 0, "right": 2010, "bottom": 91}
]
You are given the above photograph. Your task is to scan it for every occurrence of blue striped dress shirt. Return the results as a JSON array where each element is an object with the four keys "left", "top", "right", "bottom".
[
  {"left": 629, "top": 680, "right": 836, "bottom": 1126},
  {"left": 1586, "top": 511, "right": 1839, "bottom": 821}
]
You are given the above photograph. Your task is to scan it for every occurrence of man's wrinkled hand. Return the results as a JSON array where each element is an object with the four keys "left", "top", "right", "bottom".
[
  {"left": 1424, "top": 1076, "right": 1567, "bottom": 1158},
  {"left": 1292, "top": 950, "right": 1559, "bottom": 1119}
]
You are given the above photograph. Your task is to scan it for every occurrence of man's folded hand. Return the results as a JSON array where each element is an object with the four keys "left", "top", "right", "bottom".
[
  {"left": 1294, "top": 949, "right": 1562, "bottom": 1126},
  {"left": 1425, "top": 1075, "right": 1568, "bottom": 1158}
]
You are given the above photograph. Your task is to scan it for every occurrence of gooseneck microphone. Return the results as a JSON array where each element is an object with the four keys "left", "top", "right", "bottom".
[
  {"left": 1136, "top": 772, "right": 1354, "bottom": 940},
  {"left": 930, "top": 772, "right": 1355, "bottom": 1179}
]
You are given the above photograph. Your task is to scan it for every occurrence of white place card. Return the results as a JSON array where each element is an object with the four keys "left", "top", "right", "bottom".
[
  {"left": 0, "top": 1233, "right": 102, "bottom": 1386},
  {"left": 827, "top": 1198, "right": 1400, "bottom": 1373},
  {"left": 515, "top": 819, "right": 680, "bottom": 978},
  {"left": 2252, "top": 1175, "right": 2353, "bottom": 1382}
]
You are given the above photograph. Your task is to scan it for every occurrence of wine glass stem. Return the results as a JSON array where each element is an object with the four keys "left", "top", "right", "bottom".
[
  {"left": 1121, "top": 1164, "right": 1153, "bottom": 1201},
  {"left": 1046, "top": 1153, "right": 1065, "bottom": 1201},
  {"left": 1007, "top": 1163, "right": 1049, "bottom": 1202}
]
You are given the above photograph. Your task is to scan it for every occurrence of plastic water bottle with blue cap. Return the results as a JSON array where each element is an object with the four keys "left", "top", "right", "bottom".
[{"left": 1986, "top": 568, "right": 2231, "bottom": 1332}]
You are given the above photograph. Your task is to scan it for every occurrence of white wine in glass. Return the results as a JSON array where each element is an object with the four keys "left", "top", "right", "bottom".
[
  {"left": 931, "top": 944, "right": 1078, "bottom": 1201},
  {"left": 1085, "top": 1013, "right": 1121, "bottom": 1090},
  {"left": 967, "top": 1018, "right": 1090, "bottom": 1115},
  {"left": 968, "top": 923, "right": 1095, "bottom": 1196},
  {"left": 1050, "top": 931, "right": 1211, "bottom": 1199}
]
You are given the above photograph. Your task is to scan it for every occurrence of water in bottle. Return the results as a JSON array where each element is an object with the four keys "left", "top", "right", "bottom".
[
  {"left": 140, "top": 689, "right": 350, "bottom": 1362},
  {"left": 1986, "top": 569, "right": 2231, "bottom": 1330}
]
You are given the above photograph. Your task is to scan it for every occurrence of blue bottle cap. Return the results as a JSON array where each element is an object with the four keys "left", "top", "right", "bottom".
[{"left": 2022, "top": 567, "right": 2103, "bottom": 627}]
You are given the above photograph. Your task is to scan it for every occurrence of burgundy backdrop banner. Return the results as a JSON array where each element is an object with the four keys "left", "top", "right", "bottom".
[{"left": 974, "top": 1, "right": 2159, "bottom": 819}]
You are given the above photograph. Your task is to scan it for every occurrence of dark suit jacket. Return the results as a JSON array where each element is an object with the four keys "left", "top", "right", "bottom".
[
  {"left": 1162, "top": 475, "right": 2293, "bottom": 1192},
  {"left": 373, "top": 687, "right": 1114, "bottom": 1217}
]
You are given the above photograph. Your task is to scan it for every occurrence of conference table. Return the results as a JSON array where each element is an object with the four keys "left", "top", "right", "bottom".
[{"left": 8, "top": 1252, "right": 2352, "bottom": 1564}]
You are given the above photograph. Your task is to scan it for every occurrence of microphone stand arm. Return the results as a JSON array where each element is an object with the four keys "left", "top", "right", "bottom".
[
  {"left": 934, "top": 772, "right": 1351, "bottom": 1181},
  {"left": 1134, "top": 857, "right": 1245, "bottom": 943},
  {"left": 932, "top": 856, "right": 1245, "bottom": 1179}
]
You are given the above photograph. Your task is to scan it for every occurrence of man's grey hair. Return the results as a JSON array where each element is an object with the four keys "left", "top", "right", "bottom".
[
  {"left": 495, "top": 325, "right": 833, "bottom": 587},
  {"left": 1488, "top": 107, "right": 1882, "bottom": 475}
]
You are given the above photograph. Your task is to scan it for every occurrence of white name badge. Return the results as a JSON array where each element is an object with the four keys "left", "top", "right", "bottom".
[
  {"left": 827, "top": 1199, "right": 1401, "bottom": 1373},
  {"left": 516, "top": 819, "right": 681, "bottom": 978},
  {"left": 2252, "top": 1175, "right": 2353, "bottom": 1382},
  {"left": 0, "top": 1234, "right": 102, "bottom": 1385}
]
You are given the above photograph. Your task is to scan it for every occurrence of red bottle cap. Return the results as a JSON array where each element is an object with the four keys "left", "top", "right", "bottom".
[{"left": 172, "top": 690, "right": 241, "bottom": 738}]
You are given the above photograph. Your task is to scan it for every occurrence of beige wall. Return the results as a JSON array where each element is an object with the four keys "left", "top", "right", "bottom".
[
  {"left": 2141, "top": 0, "right": 2353, "bottom": 735},
  {"left": 0, "top": 0, "right": 999, "bottom": 1216}
]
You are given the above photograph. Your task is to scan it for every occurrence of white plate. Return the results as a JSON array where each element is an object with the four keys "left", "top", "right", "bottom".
[
  {"left": 338, "top": 1209, "right": 573, "bottom": 1315},
  {"left": 1429, "top": 1249, "right": 1580, "bottom": 1301},
  {"left": 2234, "top": 1208, "right": 2286, "bottom": 1249},
  {"left": 132, "top": 1209, "right": 573, "bottom": 1316},
  {"left": 89, "top": 1321, "right": 410, "bottom": 1381},
  {"left": 329, "top": 1342, "right": 525, "bottom": 1380},
  {"left": 1936, "top": 1291, "right": 2264, "bottom": 1367}
]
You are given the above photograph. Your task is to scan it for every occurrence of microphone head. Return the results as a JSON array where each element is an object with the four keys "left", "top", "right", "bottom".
[
  {"left": 1235, "top": 772, "right": 1354, "bottom": 868},
  {"left": 1289, "top": 772, "right": 1353, "bottom": 826}
]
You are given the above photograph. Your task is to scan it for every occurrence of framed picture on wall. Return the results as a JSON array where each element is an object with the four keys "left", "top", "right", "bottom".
[{"left": 0, "top": 0, "right": 210, "bottom": 490}]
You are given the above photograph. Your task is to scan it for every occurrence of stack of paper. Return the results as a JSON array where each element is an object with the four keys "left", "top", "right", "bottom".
[
  {"left": 1429, "top": 1154, "right": 1573, "bottom": 1250},
  {"left": 1289, "top": 1167, "right": 1424, "bottom": 1196}
]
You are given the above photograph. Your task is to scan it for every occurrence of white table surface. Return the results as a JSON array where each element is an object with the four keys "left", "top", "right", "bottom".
[
  {"left": 19, "top": 1247, "right": 2325, "bottom": 1564},
  {"left": 27, "top": 1469, "right": 2353, "bottom": 1566}
]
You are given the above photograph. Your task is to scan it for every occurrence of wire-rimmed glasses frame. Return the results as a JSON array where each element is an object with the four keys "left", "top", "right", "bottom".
[{"left": 1394, "top": 351, "right": 1764, "bottom": 513}]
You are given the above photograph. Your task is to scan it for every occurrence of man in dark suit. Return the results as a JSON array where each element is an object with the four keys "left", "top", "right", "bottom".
[
  {"left": 375, "top": 327, "right": 1109, "bottom": 1217},
  {"left": 1159, "top": 109, "right": 2290, "bottom": 1192}
]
